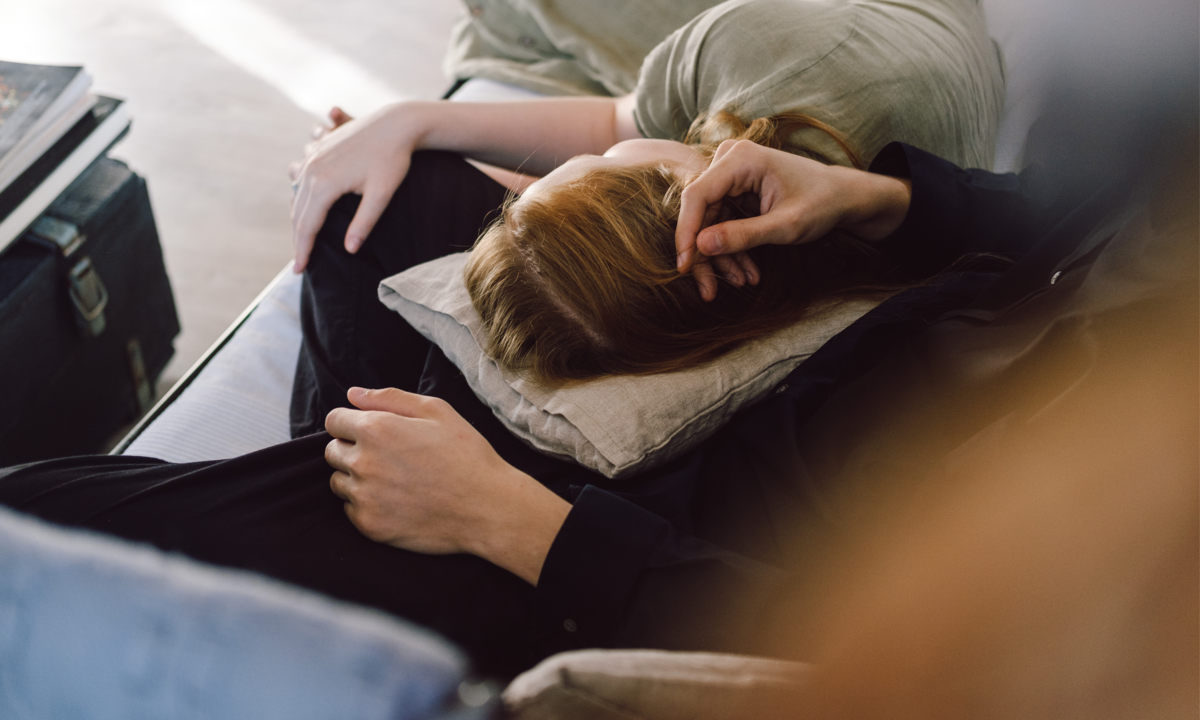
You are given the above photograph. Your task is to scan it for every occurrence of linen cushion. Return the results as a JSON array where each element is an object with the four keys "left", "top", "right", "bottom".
[
  {"left": 379, "top": 252, "right": 879, "bottom": 479},
  {"left": 502, "top": 649, "right": 810, "bottom": 720}
]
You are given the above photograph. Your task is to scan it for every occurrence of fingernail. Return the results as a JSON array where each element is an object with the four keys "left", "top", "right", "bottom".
[
  {"left": 348, "top": 386, "right": 366, "bottom": 399},
  {"left": 677, "top": 250, "right": 689, "bottom": 270},
  {"left": 346, "top": 235, "right": 362, "bottom": 253},
  {"left": 702, "top": 232, "right": 723, "bottom": 254}
]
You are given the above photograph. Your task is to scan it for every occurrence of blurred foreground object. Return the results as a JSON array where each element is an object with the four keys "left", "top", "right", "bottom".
[
  {"left": 0, "top": 504, "right": 496, "bottom": 719},
  {"left": 790, "top": 164, "right": 1198, "bottom": 719},
  {"left": 502, "top": 129, "right": 1199, "bottom": 720},
  {"left": 769, "top": 0, "right": 1200, "bottom": 714}
]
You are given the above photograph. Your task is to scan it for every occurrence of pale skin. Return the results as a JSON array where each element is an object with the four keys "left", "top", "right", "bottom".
[
  {"left": 290, "top": 95, "right": 641, "bottom": 271},
  {"left": 290, "top": 100, "right": 757, "bottom": 283},
  {"left": 324, "top": 387, "right": 571, "bottom": 586},
  {"left": 299, "top": 102, "right": 913, "bottom": 586},
  {"left": 675, "top": 139, "right": 914, "bottom": 301}
]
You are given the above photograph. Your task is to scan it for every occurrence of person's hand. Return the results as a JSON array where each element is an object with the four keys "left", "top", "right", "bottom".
[
  {"left": 289, "top": 107, "right": 354, "bottom": 179},
  {"left": 324, "top": 387, "right": 571, "bottom": 585},
  {"left": 289, "top": 103, "right": 421, "bottom": 272},
  {"left": 683, "top": 197, "right": 763, "bottom": 298},
  {"left": 288, "top": 107, "right": 354, "bottom": 229},
  {"left": 293, "top": 107, "right": 354, "bottom": 153},
  {"left": 676, "top": 140, "right": 912, "bottom": 300},
  {"left": 319, "top": 106, "right": 354, "bottom": 136}
]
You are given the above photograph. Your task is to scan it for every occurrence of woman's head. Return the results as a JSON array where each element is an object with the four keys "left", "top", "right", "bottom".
[{"left": 464, "top": 111, "right": 883, "bottom": 386}]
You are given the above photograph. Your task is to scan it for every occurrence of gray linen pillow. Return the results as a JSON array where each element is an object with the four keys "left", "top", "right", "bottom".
[
  {"left": 502, "top": 649, "right": 811, "bottom": 720},
  {"left": 378, "top": 253, "right": 879, "bottom": 479}
]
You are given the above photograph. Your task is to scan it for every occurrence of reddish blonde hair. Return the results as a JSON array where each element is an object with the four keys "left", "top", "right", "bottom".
[{"left": 464, "top": 111, "right": 886, "bottom": 385}]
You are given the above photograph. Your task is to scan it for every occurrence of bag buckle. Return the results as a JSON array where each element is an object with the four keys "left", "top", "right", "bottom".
[
  {"left": 67, "top": 257, "right": 108, "bottom": 337},
  {"left": 29, "top": 215, "right": 86, "bottom": 256}
]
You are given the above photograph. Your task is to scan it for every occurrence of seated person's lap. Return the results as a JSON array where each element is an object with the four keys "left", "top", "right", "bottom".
[
  {"left": 0, "top": 433, "right": 543, "bottom": 676},
  {"left": 0, "top": 153, "right": 571, "bottom": 677},
  {"left": 291, "top": 150, "right": 601, "bottom": 488},
  {"left": 290, "top": 150, "right": 510, "bottom": 437}
]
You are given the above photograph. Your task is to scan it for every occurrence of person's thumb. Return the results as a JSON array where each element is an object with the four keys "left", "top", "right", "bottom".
[
  {"left": 696, "top": 214, "right": 799, "bottom": 256},
  {"left": 347, "top": 387, "right": 428, "bottom": 417}
]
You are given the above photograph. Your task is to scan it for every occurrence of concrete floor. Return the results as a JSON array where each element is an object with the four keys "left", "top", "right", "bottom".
[{"left": 1, "top": 0, "right": 463, "bottom": 387}]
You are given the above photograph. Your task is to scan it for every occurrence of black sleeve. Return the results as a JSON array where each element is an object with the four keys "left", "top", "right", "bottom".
[
  {"left": 531, "top": 145, "right": 1070, "bottom": 660},
  {"left": 533, "top": 485, "right": 792, "bottom": 656},
  {"left": 869, "top": 142, "right": 1060, "bottom": 278}
]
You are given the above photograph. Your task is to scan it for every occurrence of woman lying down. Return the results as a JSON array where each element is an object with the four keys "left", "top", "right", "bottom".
[{"left": 0, "top": 0, "right": 1019, "bottom": 677}]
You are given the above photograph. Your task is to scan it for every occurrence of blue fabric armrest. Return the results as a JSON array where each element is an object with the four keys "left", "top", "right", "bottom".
[{"left": 0, "top": 506, "right": 481, "bottom": 719}]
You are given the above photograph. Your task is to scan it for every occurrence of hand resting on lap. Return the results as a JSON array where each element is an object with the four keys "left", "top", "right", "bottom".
[{"left": 324, "top": 387, "right": 571, "bottom": 586}]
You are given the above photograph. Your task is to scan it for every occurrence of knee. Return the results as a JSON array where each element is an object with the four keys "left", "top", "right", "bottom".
[
  {"left": 307, "top": 151, "right": 490, "bottom": 274},
  {"left": 311, "top": 194, "right": 362, "bottom": 257},
  {"left": 406, "top": 150, "right": 474, "bottom": 181}
]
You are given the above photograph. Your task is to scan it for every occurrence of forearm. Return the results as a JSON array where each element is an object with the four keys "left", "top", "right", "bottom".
[
  {"left": 400, "top": 95, "right": 638, "bottom": 177},
  {"left": 290, "top": 93, "right": 639, "bottom": 266},
  {"left": 833, "top": 166, "right": 913, "bottom": 241}
]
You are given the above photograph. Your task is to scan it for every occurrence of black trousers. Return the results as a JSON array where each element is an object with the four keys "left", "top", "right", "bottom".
[
  {"left": 0, "top": 153, "right": 573, "bottom": 678},
  {"left": 290, "top": 152, "right": 505, "bottom": 437}
]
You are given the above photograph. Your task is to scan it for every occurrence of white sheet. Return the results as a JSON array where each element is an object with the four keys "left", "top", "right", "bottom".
[{"left": 124, "top": 268, "right": 302, "bottom": 461}]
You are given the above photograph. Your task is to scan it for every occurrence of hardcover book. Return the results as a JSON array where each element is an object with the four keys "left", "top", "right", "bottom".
[
  {"left": 0, "top": 61, "right": 94, "bottom": 191},
  {"left": 0, "top": 95, "right": 130, "bottom": 254}
]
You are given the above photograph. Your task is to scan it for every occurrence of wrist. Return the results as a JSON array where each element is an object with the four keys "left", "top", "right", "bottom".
[
  {"left": 467, "top": 466, "right": 572, "bottom": 586},
  {"left": 379, "top": 100, "right": 429, "bottom": 153},
  {"left": 836, "top": 168, "right": 912, "bottom": 241}
]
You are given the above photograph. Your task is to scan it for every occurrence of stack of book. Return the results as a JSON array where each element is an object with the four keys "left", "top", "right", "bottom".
[{"left": 0, "top": 61, "right": 130, "bottom": 254}]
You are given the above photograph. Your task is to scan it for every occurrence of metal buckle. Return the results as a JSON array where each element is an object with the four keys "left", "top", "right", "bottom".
[
  {"left": 29, "top": 216, "right": 86, "bottom": 256},
  {"left": 67, "top": 256, "right": 108, "bottom": 337}
]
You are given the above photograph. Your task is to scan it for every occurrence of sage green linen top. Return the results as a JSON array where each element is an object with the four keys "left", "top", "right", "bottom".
[
  {"left": 447, "top": 0, "right": 1004, "bottom": 168},
  {"left": 445, "top": 0, "right": 727, "bottom": 97}
]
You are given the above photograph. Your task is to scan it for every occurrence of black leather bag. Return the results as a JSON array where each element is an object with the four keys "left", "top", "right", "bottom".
[{"left": 0, "top": 156, "right": 179, "bottom": 464}]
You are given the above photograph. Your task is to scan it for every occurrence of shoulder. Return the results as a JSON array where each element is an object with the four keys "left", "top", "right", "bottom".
[
  {"left": 635, "top": 0, "right": 1005, "bottom": 168},
  {"left": 634, "top": 0, "right": 858, "bottom": 140}
]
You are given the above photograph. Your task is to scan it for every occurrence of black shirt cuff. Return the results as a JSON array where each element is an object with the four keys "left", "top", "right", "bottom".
[
  {"left": 534, "top": 485, "right": 667, "bottom": 650},
  {"left": 868, "top": 141, "right": 974, "bottom": 278},
  {"left": 869, "top": 141, "right": 1049, "bottom": 277}
]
